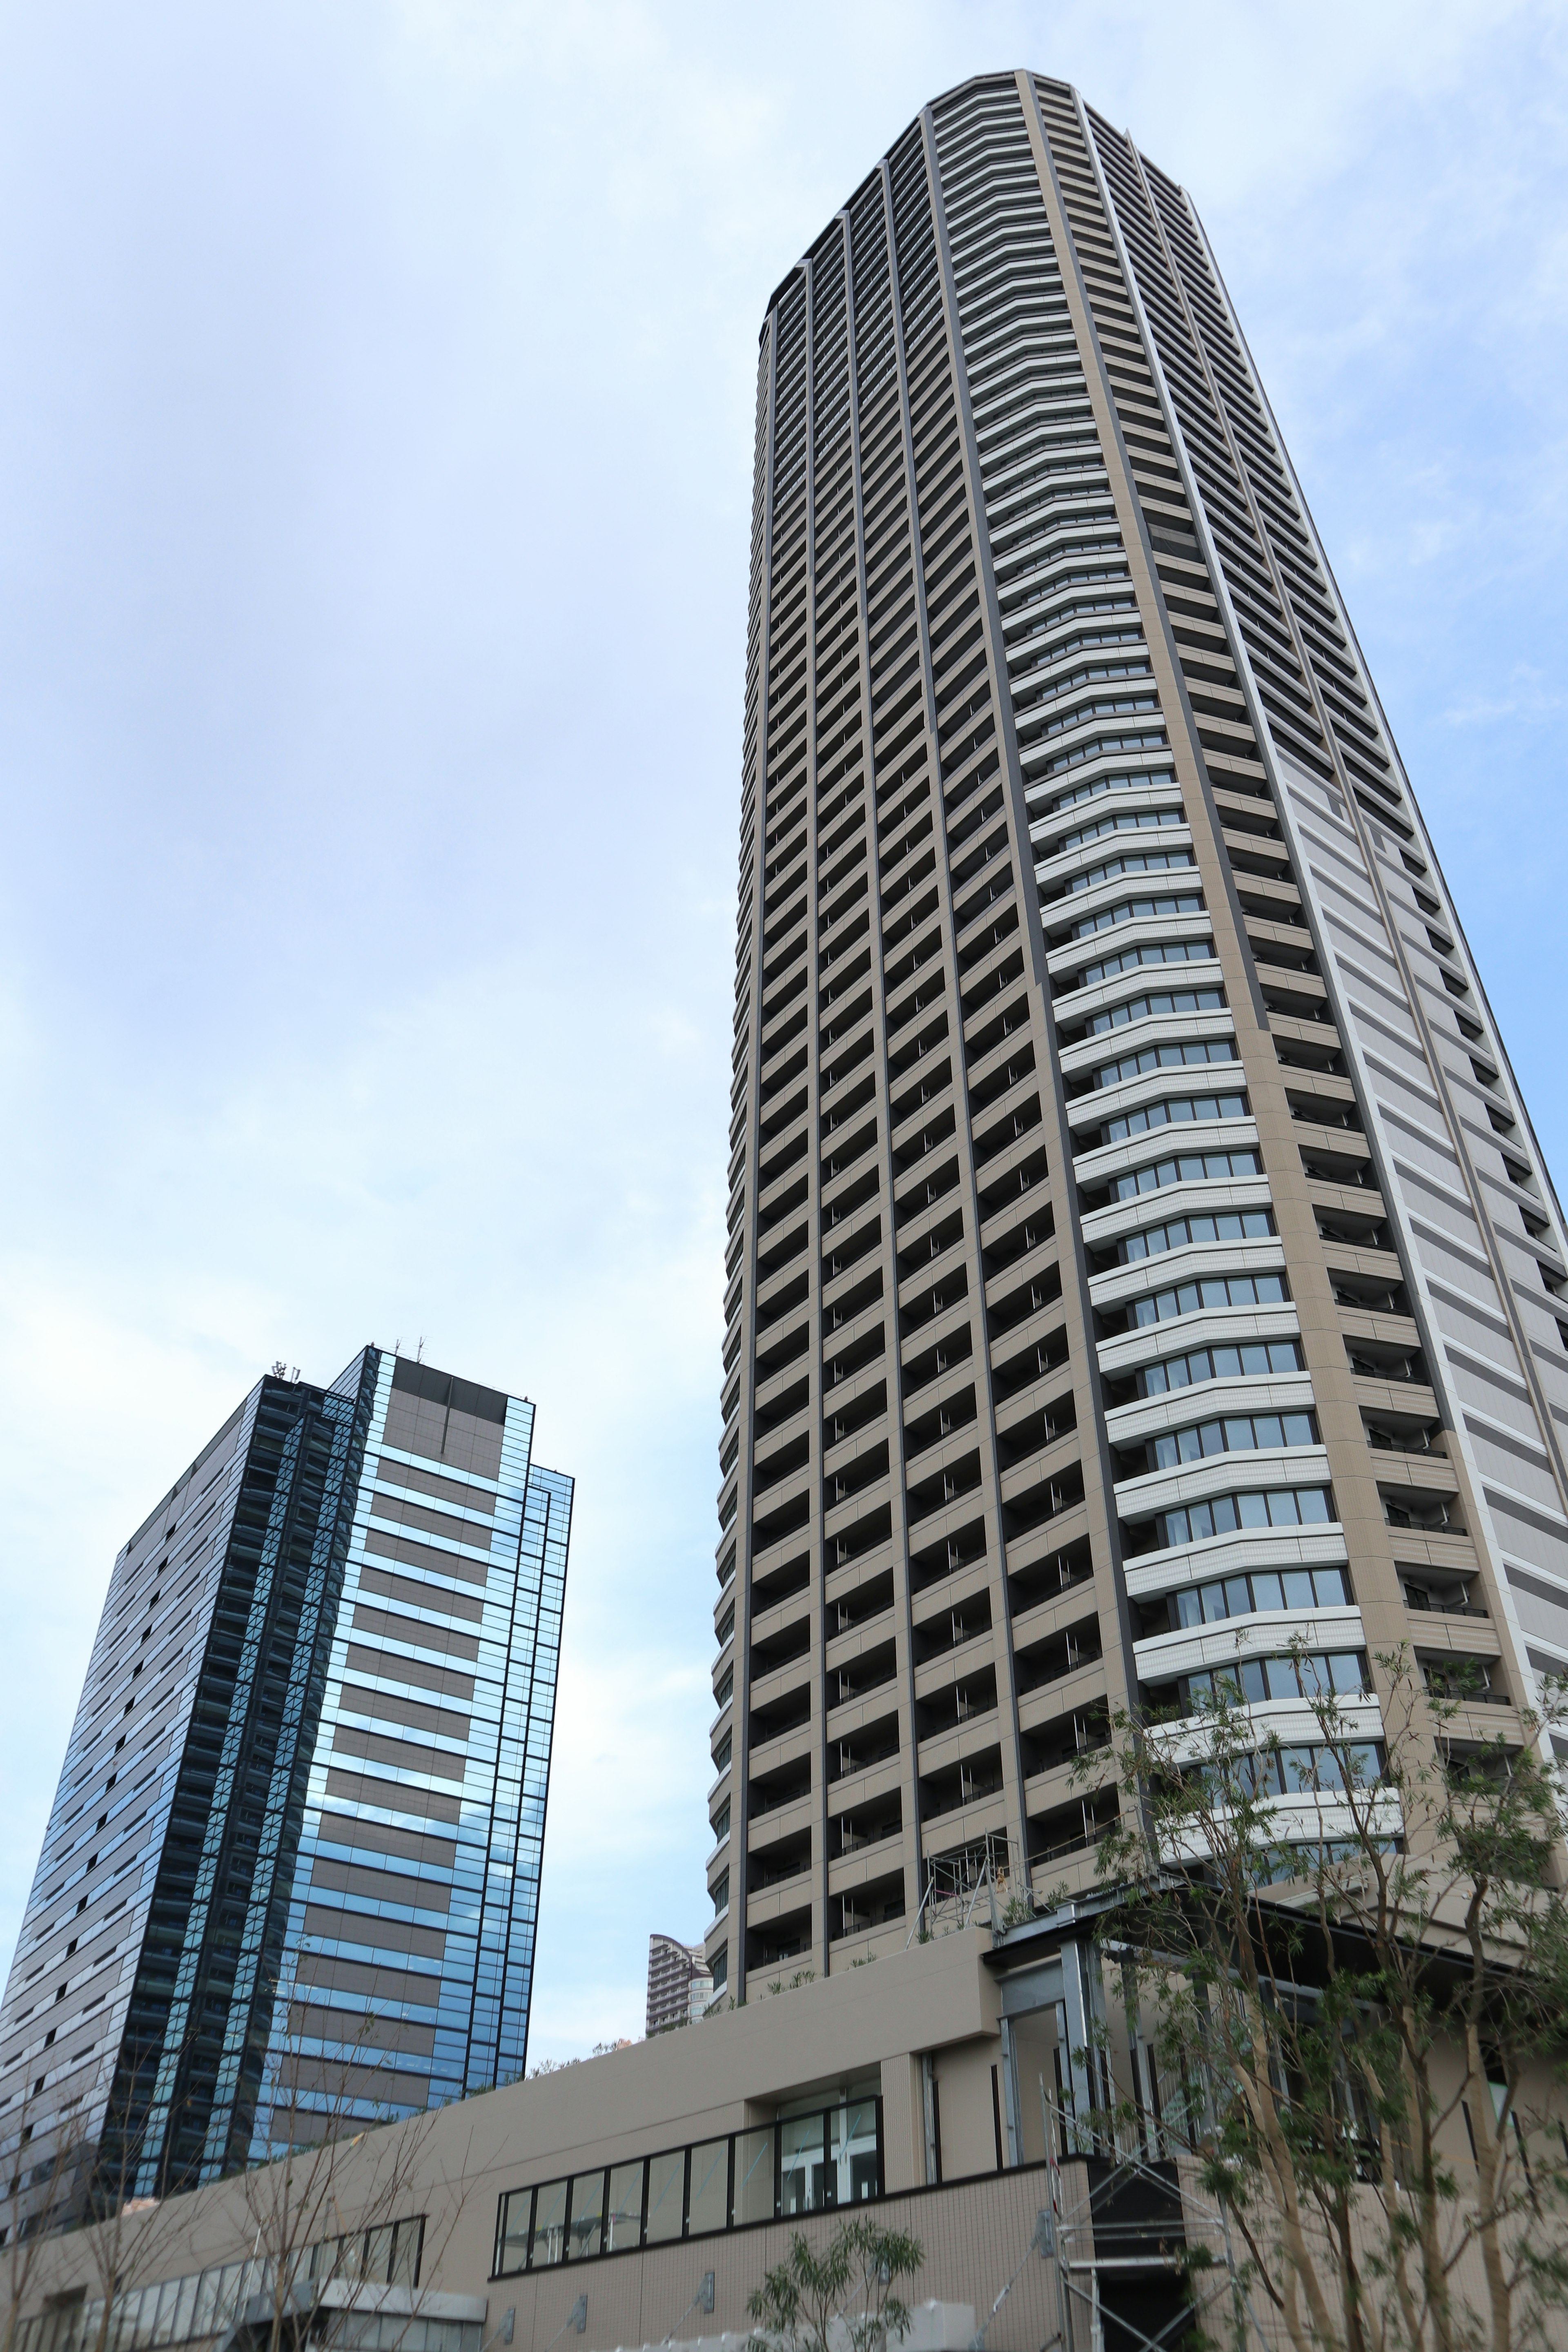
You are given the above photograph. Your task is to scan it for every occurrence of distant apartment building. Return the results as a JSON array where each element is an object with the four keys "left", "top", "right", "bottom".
[
  {"left": 0, "top": 1349, "right": 571, "bottom": 2231},
  {"left": 644, "top": 1936, "right": 713, "bottom": 2037}
]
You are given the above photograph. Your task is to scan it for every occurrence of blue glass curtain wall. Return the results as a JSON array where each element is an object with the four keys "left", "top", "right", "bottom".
[{"left": 254, "top": 1350, "right": 571, "bottom": 2156}]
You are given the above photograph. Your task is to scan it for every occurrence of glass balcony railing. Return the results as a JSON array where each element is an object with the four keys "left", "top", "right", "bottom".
[{"left": 492, "top": 2098, "right": 883, "bottom": 2275}]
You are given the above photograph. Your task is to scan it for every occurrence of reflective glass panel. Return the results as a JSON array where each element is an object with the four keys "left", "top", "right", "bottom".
[
  {"left": 780, "top": 2112, "right": 828, "bottom": 2214},
  {"left": 567, "top": 2172, "right": 604, "bottom": 2261},
  {"left": 191, "top": 2275, "right": 222, "bottom": 2340},
  {"left": 211, "top": 2270, "right": 245, "bottom": 2331},
  {"left": 832, "top": 2100, "right": 881, "bottom": 2204},
  {"left": 497, "top": 2193, "right": 532, "bottom": 2277},
  {"left": 390, "top": 2219, "right": 423, "bottom": 2288},
  {"left": 733, "top": 2127, "right": 776, "bottom": 2225},
  {"left": 605, "top": 2162, "right": 645, "bottom": 2253},
  {"left": 688, "top": 2139, "right": 728, "bottom": 2236},
  {"left": 645, "top": 2150, "right": 685, "bottom": 2244},
  {"left": 531, "top": 2180, "right": 567, "bottom": 2268}
]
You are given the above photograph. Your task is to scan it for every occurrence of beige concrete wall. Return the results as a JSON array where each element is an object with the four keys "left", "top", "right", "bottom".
[{"left": 6, "top": 1937, "right": 1004, "bottom": 2332}]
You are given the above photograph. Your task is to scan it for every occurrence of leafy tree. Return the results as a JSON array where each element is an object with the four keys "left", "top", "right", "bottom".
[
  {"left": 1077, "top": 1642, "right": 1568, "bottom": 2352},
  {"left": 746, "top": 2218, "right": 923, "bottom": 2352}
]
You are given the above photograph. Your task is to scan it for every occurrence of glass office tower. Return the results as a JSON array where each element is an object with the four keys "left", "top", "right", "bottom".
[
  {"left": 0, "top": 1349, "right": 570, "bottom": 2227},
  {"left": 707, "top": 69, "right": 1568, "bottom": 2000}
]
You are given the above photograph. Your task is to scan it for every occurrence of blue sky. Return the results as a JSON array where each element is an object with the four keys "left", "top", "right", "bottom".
[{"left": 0, "top": 0, "right": 1565, "bottom": 2061}]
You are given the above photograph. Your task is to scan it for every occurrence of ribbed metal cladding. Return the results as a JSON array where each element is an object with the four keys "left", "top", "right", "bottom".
[{"left": 706, "top": 69, "right": 1567, "bottom": 2005}]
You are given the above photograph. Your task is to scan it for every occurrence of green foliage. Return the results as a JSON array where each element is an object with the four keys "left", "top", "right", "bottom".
[
  {"left": 746, "top": 2218, "right": 924, "bottom": 2352},
  {"left": 1078, "top": 1640, "right": 1568, "bottom": 2352}
]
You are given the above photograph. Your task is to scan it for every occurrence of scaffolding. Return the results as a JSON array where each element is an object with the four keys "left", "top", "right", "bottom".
[
  {"left": 904, "top": 1836, "right": 1033, "bottom": 1946},
  {"left": 974, "top": 2110, "right": 1262, "bottom": 2352}
]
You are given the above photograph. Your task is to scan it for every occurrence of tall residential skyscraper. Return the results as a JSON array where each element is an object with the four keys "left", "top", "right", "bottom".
[
  {"left": 707, "top": 69, "right": 1568, "bottom": 2002},
  {"left": 0, "top": 1349, "right": 570, "bottom": 2227}
]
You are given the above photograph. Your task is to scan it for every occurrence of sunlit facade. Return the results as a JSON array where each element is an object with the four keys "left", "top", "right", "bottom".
[{"left": 708, "top": 67, "right": 1568, "bottom": 2001}]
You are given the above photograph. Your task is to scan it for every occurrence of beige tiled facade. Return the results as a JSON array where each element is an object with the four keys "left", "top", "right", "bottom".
[
  {"left": 708, "top": 67, "right": 1568, "bottom": 2002},
  {"left": 6, "top": 1930, "right": 1552, "bottom": 2352}
]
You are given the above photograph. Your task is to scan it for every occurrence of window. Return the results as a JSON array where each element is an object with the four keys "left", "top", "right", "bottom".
[
  {"left": 1076, "top": 937, "right": 1215, "bottom": 989},
  {"left": 1142, "top": 1486, "right": 1334, "bottom": 1551},
  {"left": 1129, "top": 1270, "right": 1287, "bottom": 1328},
  {"left": 1119, "top": 1207, "right": 1271, "bottom": 1264},
  {"left": 1067, "top": 847, "right": 1194, "bottom": 896},
  {"left": 1046, "top": 767, "right": 1175, "bottom": 817},
  {"left": 1110, "top": 1147, "right": 1260, "bottom": 1201},
  {"left": 1238, "top": 1742, "right": 1385, "bottom": 1796},
  {"left": 1101, "top": 1090, "right": 1247, "bottom": 1143},
  {"left": 1071, "top": 890, "right": 1204, "bottom": 942},
  {"left": 1057, "top": 806, "right": 1183, "bottom": 855},
  {"left": 1136, "top": 1339, "right": 1303, "bottom": 1396},
  {"left": 1096, "top": 1038, "right": 1237, "bottom": 1090},
  {"left": 493, "top": 2099, "right": 884, "bottom": 2273},
  {"left": 1177, "top": 1651, "right": 1368, "bottom": 1711},
  {"left": 1086, "top": 985, "right": 1225, "bottom": 1036},
  {"left": 1148, "top": 1409, "right": 1317, "bottom": 1470}
]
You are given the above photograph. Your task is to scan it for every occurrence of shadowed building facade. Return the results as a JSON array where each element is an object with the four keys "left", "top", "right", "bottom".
[
  {"left": 706, "top": 69, "right": 1568, "bottom": 2001},
  {"left": 0, "top": 1350, "right": 570, "bottom": 2224}
]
